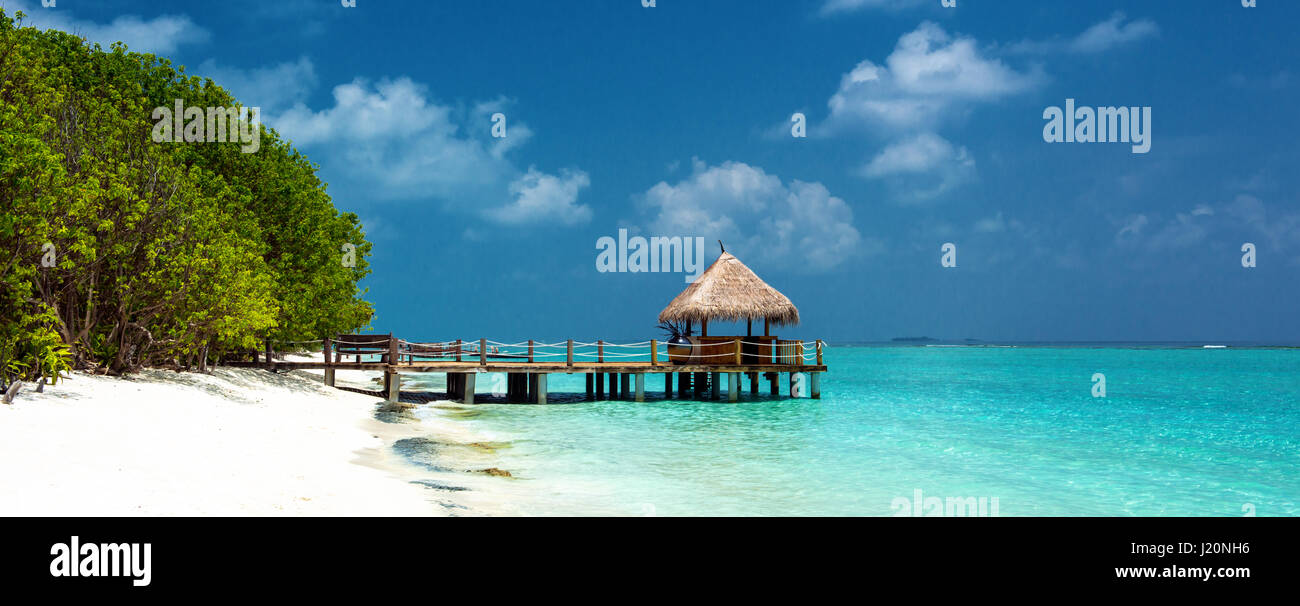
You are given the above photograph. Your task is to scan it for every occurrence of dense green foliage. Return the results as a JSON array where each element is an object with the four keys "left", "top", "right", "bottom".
[{"left": 0, "top": 10, "right": 373, "bottom": 383}]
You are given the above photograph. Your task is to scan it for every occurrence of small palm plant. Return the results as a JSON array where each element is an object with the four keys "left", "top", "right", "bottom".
[{"left": 657, "top": 320, "right": 693, "bottom": 364}]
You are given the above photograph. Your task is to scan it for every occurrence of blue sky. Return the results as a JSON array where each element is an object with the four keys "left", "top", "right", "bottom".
[{"left": 10, "top": 0, "right": 1300, "bottom": 342}]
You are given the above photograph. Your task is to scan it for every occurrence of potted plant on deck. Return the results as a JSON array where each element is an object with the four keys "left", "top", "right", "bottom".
[{"left": 658, "top": 320, "right": 695, "bottom": 365}]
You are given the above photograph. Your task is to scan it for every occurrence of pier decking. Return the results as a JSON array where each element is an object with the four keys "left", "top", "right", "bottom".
[{"left": 226, "top": 336, "right": 827, "bottom": 404}]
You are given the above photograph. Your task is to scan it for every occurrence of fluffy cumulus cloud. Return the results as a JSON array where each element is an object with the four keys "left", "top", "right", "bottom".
[
  {"left": 825, "top": 22, "right": 1042, "bottom": 134},
  {"left": 216, "top": 65, "right": 592, "bottom": 226},
  {"left": 195, "top": 57, "right": 318, "bottom": 114},
  {"left": 1009, "top": 12, "right": 1159, "bottom": 55},
  {"left": 815, "top": 23, "right": 1031, "bottom": 201},
  {"left": 859, "top": 132, "right": 975, "bottom": 201},
  {"left": 640, "top": 160, "right": 864, "bottom": 271},
  {"left": 7, "top": 0, "right": 209, "bottom": 54},
  {"left": 487, "top": 169, "right": 591, "bottom": 226}
]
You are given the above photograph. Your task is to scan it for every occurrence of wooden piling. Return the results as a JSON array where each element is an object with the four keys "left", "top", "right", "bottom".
[
  {"left": 323, "top": 337, "right": 335, "bottom": 387},
  {"left": 710, "top": 372, "right": 720, "bottom": 400},
  {"left": 811, "top": 372, "right": 821, "bottom": 399},
  {"left": 728, "top": 372, "right": 739, "bottom": 402},
  {"left": 463, "top": 373, "right": 476, "bottom": 404},
  {"left": 635, "top": 374, "right": 645, "bottom": 402},
  {"left": 665, "top": 372, "right": 674, "bottom": 398},
  {"left": 447, "top": 373, "right": 462, "bottom": 399},
  {"left": 387, "top": 371, "right": 400, "bottom": 403}
]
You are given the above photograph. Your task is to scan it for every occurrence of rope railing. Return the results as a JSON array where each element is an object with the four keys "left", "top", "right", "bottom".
[{"left": 313, "top": 335, "right": 825, "bottom": 366}]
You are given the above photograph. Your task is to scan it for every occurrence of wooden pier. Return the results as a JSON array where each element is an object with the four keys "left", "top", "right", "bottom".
[{"left": 227, "top": 336, "right": 827, "bottom": 405}]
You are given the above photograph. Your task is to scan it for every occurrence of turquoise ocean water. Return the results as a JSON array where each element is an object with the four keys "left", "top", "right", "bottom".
[{"left": 399, "top": 345, "right": 1299, "bottom": 516}]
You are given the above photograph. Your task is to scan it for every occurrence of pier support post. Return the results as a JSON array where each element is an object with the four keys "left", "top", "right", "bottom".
[
  {"left": 463, "top": 373, "right": 476, "bottom": 405},
  {"left": 710, "top": 372, "right": 721, "bottom": 400},
  {"left": 596, "top": 373, "right": 605, "bottom": 400},
  {"left": 621, "top": 373, "right": 631, "bottom": 399},
  {"left": 537, "top": 374, "right": 547, "bottom": 405},
  {"left": 528, "top": 374, "right": 539, "bottom": 403},
  {"left": 811, "top": 372, "right": 821, "bottom": 399},
  {"left": 387, "top": 372, "right": 400, "bottom": 403},
  {"left": 767, "top": 372, "right": 779, "bottom": 396},
  {"left": 635, "top": 374, "right": 645, "bottom": 402},
  {"left": 727, "top": 372, "right": 738, "bottom": 402},
  {"left": 665, "top": 372, "right": 673, "bottom": 398},
  {"left": 678, "top": 372, "right": 690, "bottom": 398},
  {"left": 323, "top": 338, "right": 335, "bottom": 387},
  {"left": 748, "top": 372, "right": 758, "bottom": 395},
  {"left": 586, "top": 373, "right": 594, "bottom": 399}
]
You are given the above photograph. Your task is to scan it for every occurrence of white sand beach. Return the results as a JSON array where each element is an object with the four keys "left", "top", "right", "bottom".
[{"left": 0, "top": 361, "right": 494, "bottom": 516}]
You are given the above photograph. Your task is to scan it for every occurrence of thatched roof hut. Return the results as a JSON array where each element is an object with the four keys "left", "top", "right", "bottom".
[{"left": 658, "top": 251, "right": 799, "bottom": 333}]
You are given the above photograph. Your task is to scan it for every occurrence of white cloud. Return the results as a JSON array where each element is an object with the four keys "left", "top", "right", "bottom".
[
  {"left": 1009, "top": 12, "right": 1158, "bottom": 55},
  {"left": 861, "top": 132, "right": 970, "bottom": 176},
  {"left": 487, "top": 168, "right": 591, "bottom": 226},
  {"left": 825, "top": 22, "right": 1042, "bottom": 133},
  {"left": 818, "top": 0, "right": 927, "bottom": 16},
  {"left": 1114, "top": 195, "right": 1300, "bottom": 259},
  {"left": 640, "top": 160, "right": 865, "bottom": 271},
  {"left": 8, "top": 0, "right": 209, "bottom": 54},
  {"left": 1116, "top": 214, "right": 1149, "bottom": 240},
  {"left": 859, "top": 133, "right": 975, "bottom": 201},
  {"left": 244, "top": 75, "right": 586, "bottom": 226},
  {"left": 194, "top": 57, "right": 317, "bottom": 113},
  {"left": 974, "top": 212, "right": 1024, "bottom": 234},
  {"left": 1225, "top": 194, "right": 1300, "bottom": 255},
  {"left": 1115, "top": 209, "right": 1209, "bottom": 252},
  {"left": 812, "top": 23, "right": 1038, "bottom": 200},
  {"left": 1069, "top": 12, "right": 1159, "bottom": 54}
]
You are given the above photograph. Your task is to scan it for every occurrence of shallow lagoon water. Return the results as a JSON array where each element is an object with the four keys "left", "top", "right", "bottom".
[{"left": 403, "top": 346, "right": 1300, "bottom": 516}]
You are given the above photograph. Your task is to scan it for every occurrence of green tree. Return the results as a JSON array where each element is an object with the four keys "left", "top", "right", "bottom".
[{"left": 0, "top": 9, "right": 374, "bottom": 381}]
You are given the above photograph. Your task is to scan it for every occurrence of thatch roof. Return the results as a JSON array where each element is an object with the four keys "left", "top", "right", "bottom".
[{"left": 658, "top": 252, "right": 800, "bottom": 326}]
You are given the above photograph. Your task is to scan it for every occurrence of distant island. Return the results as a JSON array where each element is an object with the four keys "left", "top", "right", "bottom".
[{"left": 891, "top": 337, "right": 939, "bottom": 343}]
